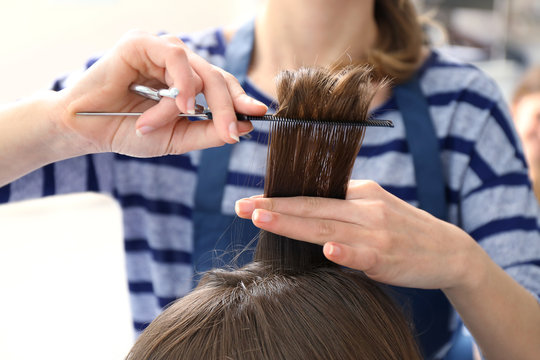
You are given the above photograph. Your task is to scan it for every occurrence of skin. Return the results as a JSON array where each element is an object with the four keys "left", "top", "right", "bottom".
[
  {"left": 1, "top": 0, "right": 539, "bottom": 358},
  {"left": 0, "top": 31, "right": 267, "bottom": 187},
  {"left": 513, "top": 92, "right": 540, "bottom": 200},
  {"left": 247, "top": 0, "right": 379, "bottom": 99}
]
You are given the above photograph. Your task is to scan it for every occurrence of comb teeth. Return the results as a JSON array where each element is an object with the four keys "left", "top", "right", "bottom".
[{"left": 243, "top": 115, "right": 394, "bottom": 128}]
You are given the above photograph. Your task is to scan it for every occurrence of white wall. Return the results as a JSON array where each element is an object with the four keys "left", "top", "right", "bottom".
[
  {"left": 0, "top": 1, "right": 260, "bottom": 359},
  {"left": 0, "top": 194, "right": 130, "bottom": 360},
  {"left": 0, "top": 0, "right": 261, "bottom": 103}
]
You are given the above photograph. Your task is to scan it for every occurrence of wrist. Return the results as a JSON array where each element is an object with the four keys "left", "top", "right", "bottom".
[
  {"left": 43, "top": 89, "right": 97, "bottom": 159},
  {"left": 13, "top": 90, "right": 91, "bottom": 164},
  {"left": 442, "top": 224, "right": 490, "bottom": 294},
  {"left": 0, "top": 90, "right": 89, "bottom": 186}
]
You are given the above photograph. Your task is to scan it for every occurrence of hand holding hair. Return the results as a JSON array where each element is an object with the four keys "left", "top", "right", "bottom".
[
  {"left": 236, "top": 179, "right": 484, "bottom": 290},
  {"left": 233, "top": 64, "right": 482, "bottom": 290}
]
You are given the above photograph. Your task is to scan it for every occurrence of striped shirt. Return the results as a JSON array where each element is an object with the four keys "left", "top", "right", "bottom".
[{"left": 2, "top": 27, "right": 539, "bottom": 357}]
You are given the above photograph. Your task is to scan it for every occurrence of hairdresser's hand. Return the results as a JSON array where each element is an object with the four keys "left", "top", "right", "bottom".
[
  {"left": 235, "top": 180, "right": 487, "bottom": 291},
  {"left": 56, "top": 30, "right": 266, "bottom": 157}
]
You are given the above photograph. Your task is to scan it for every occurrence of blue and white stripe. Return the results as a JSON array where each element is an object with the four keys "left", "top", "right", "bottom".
[{"left": 1, "top": 27, "right": 539, "bottom": 343}]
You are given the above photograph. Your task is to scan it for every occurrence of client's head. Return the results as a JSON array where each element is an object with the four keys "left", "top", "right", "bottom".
[
  {"left": 127, "top": 264, "right": 420, "bottom": 360},
  {"left": 126, "top": 65, "right": 421, "bottom": 360}
]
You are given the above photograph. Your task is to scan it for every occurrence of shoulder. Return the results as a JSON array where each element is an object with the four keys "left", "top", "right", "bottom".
[
  {"left": 415, "top": 50, "right": 527, "bottom": 191},
  {"left": 418, "top": 49, "right": 503, "bottom": 107},
  {"left": 417, "top": 49, "right": 513, "bottom": 147}
]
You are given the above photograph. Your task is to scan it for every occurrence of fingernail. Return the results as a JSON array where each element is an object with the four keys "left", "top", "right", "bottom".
[
  {"left": 229, "top": 122, "right": 240, "bottom": 142},
  {"left": 239, "top": 129, "right": 253, "bottom": 136},
  {"left": 235, "top": 199, "right": 254, "bottom": 214},
  {"left": 326, "top": 243, "right": 341, "bottom": 257},
  {"left": 136, "top": 126, "right": 155, "bottom": 137},
  {"left": 253, "top": 209, "right": 272, "bottom": 223},
  {"left": 186, "top": 97, "right": 195, "bottom": 115}
]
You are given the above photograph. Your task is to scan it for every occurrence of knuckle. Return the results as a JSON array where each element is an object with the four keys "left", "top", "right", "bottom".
[
  {"left": 160, "top": 34, "right": 184, "bottom": 45},
  {"left": 221, "top": 69, "right": 243, "bottom": 90},
  {"left": 316, "top": 220, "right": 335, "bottom": 238},
  {"left": 207, "top": 66, "right": 225, "bottom": 81},
  {"left": 166, "top": 44, "right": 187, "bottom": 60},
  {"left": 220, "top": 69, "right": 235, "bottom": 82},
  {"left": 263, "top": 198, "right": 275, "bottom": 212},
  {"left": 303, "top": 196, "right": 322, "bottom": 215},
  {"left": 364, "top": 180, "right": 382, "bottom": 193}
]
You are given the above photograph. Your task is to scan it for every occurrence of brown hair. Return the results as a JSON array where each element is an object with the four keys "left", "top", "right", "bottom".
[
  {"left": 126, "top": 65, "right": 421, "bottom": 360},
  {"left": 127, "top": 264, "right": 420, "bottom": 360},
  {"left": 513, "top": 66, "right": 540, "bottom": 104},
  {"left": 369, "top": 0, "right": 425, "bottom": 83},
  {"left": 254, "top": 66, "right": 377, "bottom": 270}
]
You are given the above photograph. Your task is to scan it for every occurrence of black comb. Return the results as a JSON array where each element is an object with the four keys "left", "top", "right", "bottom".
[{"left": 206, "top": 113, "right": 394, "bottom": 128}]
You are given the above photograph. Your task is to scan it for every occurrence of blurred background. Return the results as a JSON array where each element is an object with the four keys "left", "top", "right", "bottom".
[
  {"left": 0, "top": 0, "right": 538, "bottom": 359},
  {"left": 421, "top": 0, "right": 540, "bottom": 99}
]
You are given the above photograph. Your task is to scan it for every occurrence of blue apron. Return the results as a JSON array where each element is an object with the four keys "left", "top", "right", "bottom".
[{"left": 191, "top": 21, "right": 471, "bottom": 360}]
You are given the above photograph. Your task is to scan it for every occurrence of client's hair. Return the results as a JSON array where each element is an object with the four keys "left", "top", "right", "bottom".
[{"left": 126, "top": 66, "right": 421, "bottom": 360}]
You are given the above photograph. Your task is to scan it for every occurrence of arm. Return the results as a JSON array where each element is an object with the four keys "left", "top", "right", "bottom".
[
  {"left": 0, "top": 91, "right": 71, "bottom": 187},
  {"left": 444, "top": 251, "right": 540, "bottom": 360},
  {"left": 0, "top": 30, "right": 267, "bottom": 187},
  {"left": 234, "top": 180, "right": 540, "bottom": 359}
]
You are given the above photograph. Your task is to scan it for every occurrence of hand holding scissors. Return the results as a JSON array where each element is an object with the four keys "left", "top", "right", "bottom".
[{"left": 58, "top": 30, "right": 267, "bottom": 157}]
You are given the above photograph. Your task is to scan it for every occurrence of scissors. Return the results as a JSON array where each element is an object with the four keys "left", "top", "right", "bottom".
[
  {"left": 76, "top": 84, "right": 394, "bottom": 127},
  {"left": 76, "top": 84, "right": 207, "bottom": 117}
]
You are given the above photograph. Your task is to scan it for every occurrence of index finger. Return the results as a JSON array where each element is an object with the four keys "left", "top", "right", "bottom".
[
  {"left": 187, "top": 54, "right": 240, "bottom": 143},
  {"left": 118, "top": 32, "right": 199, "bottom": 113},
  {"left": 188, "top": 55, "right": 266, "bottom": 143},
  {"left": 235, "top": 196, "right": 362, "bottom": 224}
]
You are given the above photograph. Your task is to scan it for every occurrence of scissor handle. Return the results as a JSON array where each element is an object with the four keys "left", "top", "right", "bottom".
[{"left": 129, "top": 84, "right": 179, "bottom": 101}]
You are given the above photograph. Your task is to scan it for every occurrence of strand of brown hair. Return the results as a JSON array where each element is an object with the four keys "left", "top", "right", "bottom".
[{"left": 254, "top": 65, "right": 385, "bottom": 271}]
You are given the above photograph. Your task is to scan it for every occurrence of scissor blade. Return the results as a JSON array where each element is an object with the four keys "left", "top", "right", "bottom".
[{"left": 76, "top": 112, "right": 199, "bottom": 117}]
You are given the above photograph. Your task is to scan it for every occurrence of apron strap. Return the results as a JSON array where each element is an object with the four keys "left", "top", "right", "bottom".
[
  {"left": 221, "top": 20, "right": 255, "bottom": 85},
  {"left": 394, "top": 77, "right": 448, "bottom": 221},
  {"left": 395, "top": 77, "right": 472, "bottom": 360}
]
